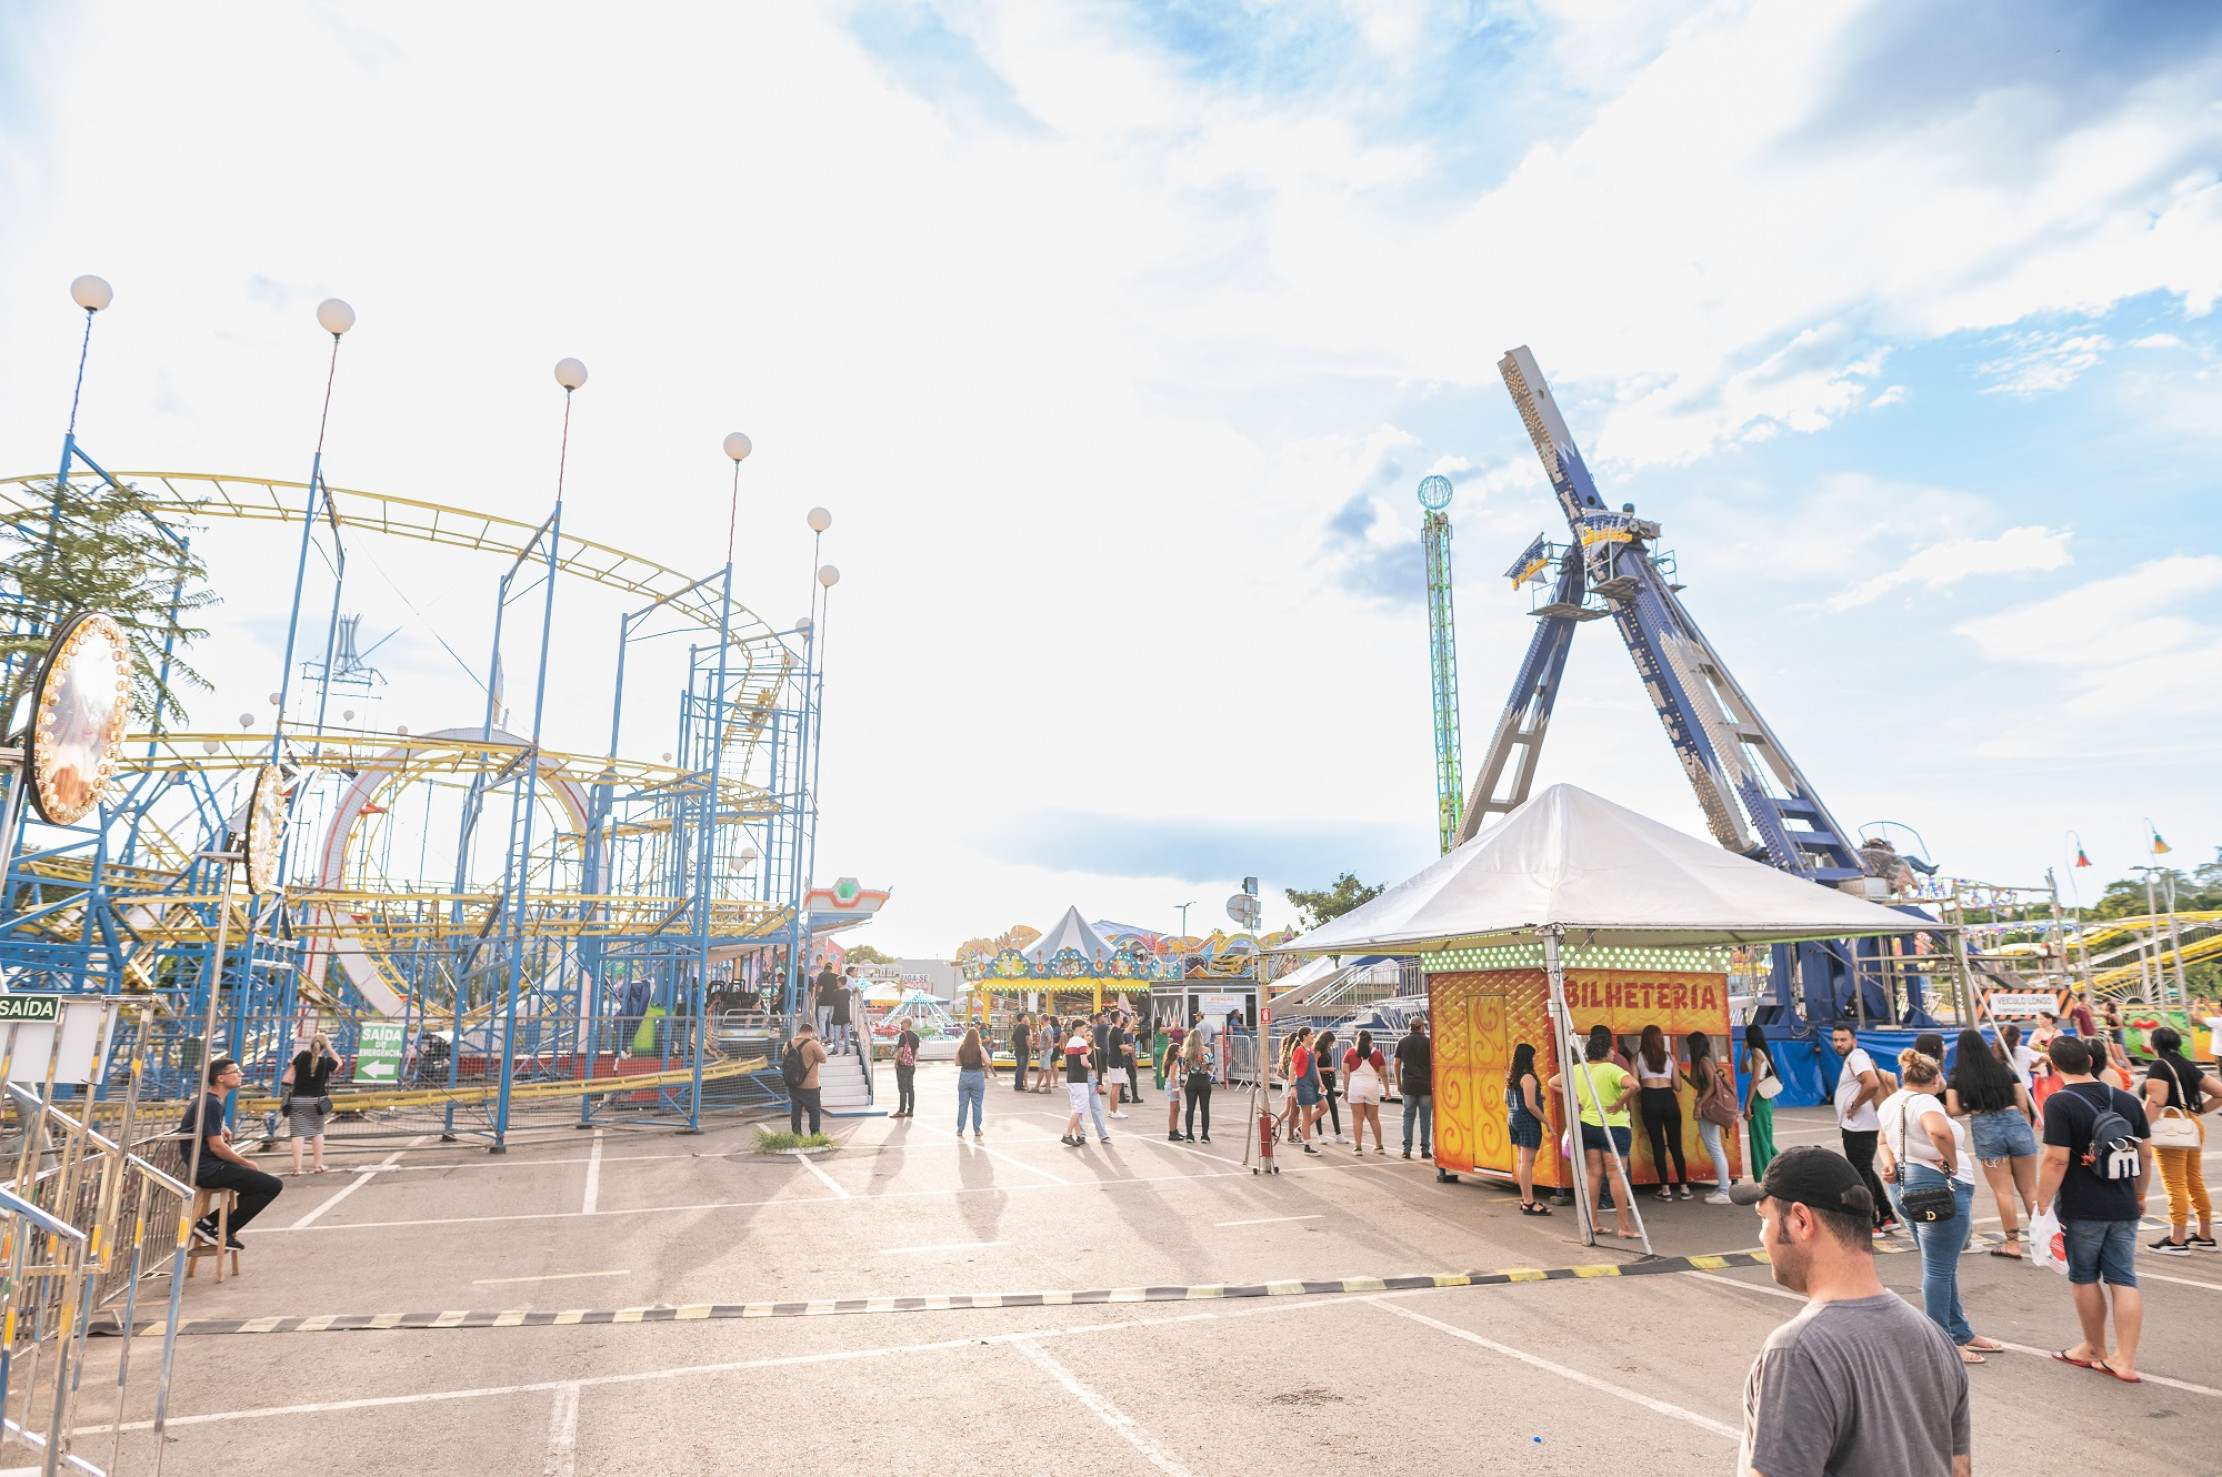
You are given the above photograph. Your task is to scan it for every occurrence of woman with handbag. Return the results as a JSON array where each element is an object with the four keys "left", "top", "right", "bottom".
[
  {"left": 2142, "top": 1025, "right": 2221, "bottom": 1255},
  {"left": 1342, "top": 1030, "right": 1390, "bottom": 1155},
  {"left": 1945, "top": 1027, "right": 2038, "bottom": 1260},
  {"left": 891, "top": 1022, "right": 920, "bottom": 1118},
  {"left": 1739, "top": 1024, "right": 1779, "bottom": 1177},
  {"left": 1685, "top": 1033, "right": 1738, "bottom": 1203},
  {"left": 1877, "top": 1050, "right": 2002, "bottom": 1364},
  {"left": 1313, "top": 1029, "right": 1345, "bottom": 1145},
  {"left": 1180, "top": 1029, "right": 1213, "bottom": 1143},
  {"left": 285, "top": 1032, "right": 343, "bottom": 1175}
]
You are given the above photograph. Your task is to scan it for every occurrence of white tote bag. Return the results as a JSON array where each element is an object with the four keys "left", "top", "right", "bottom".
[{"left": 2026, "top": 1206, "right": 2069, "bottom": 1277}]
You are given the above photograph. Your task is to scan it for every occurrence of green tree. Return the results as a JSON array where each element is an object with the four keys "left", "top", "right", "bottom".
[
  {"left": 842, "top": 943, "right": 895, "bottom": 965},
  {"left": 1, "top": 478, "right": 216, "bottom": 730},
  {"left": 1286, "top": 872, "right": 1385, "bottom": 931}
]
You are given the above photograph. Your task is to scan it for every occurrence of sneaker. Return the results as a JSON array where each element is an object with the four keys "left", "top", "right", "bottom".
[
  {"left": 2150, "top": 1237, "right": 2192, "bottom": 1257},
  {"left": 1302, "top": 1144, "right": 1320, "bottom": 1155},
  {"left": 1199, "top": 1134, "right": 1211, "bottom": 1144},
  {"left": 2189, "top": 1233, "right": 2217, "bottom": 1251},
  {"left": 1705, "top": 1191, "right": 1732, "bottom": 1206},
  {"left": 1110, "top": 1112, "right": 1128, "bottom": 1120},
  {"left": 189, "top": 1220, "right": 219, "bottom": 1248},
  {"left": 1167, "top": 1132, "right": 1183, "bottom": 1142},
  {"left": 1401, "top": 1150, "right": 1411, "bottom": 1159},
  {"left": 224, "top": 1235, "right": 247, "bottom": 1251},
  {"left": 1183, "top": 1133, "right": 1196, "bottom": 1142},
  {"left": 1677, "top": 1185, "right": 1693, "bottom": 1200},
  {"left": 1421, "top": 1145, "right": 1431, "bottom": 1156},
  {"left": 1099, "top": 1136, "right": 1112, "bottom": 1144},
  {"left": 1655, "top": 1188, "right": 1674, "bottom": 1202}
]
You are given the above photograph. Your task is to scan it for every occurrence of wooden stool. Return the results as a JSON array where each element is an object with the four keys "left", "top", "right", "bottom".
[{"left": 186, "top": 1188, "right": 240, "bottom": 1283}]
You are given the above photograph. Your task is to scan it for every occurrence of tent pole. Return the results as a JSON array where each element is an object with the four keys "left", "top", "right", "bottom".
[
  {"left": 1542, "top": 927, "right": 1595, "bottom": 1246},
  {"left": 1544, "top": 925, "right": 1654, "bottom": 1257}
]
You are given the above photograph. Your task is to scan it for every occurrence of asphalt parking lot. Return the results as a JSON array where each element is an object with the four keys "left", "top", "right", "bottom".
[{"left": 34, "top": 1063, "right": 2222, "bottom": 1475}]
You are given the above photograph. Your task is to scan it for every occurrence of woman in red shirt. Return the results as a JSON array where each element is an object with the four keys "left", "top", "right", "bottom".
[{"left": 1342, "top": 1029, "right": 1390, "bottom": 1154}]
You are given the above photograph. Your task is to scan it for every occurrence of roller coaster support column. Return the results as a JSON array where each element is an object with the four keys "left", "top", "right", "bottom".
[
  {"left": 683, "top": 562, "right": 736, "bottom": 1133},
  {"left": 491, "top": 498, "right": 563, "bottom": 1152}
]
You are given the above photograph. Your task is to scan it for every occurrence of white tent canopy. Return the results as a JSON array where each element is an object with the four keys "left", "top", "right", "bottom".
[
  {"left": 1279, "top": 784, "right": 1935, "bottom": 955},
  {"left": 1024, "top": 906, "right": 1118, "bottom": 964}
]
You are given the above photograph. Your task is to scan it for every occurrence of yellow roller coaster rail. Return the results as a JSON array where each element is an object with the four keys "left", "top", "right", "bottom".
[{"left": 2087, "top": 930, "right": 2222, "bottom": 998}]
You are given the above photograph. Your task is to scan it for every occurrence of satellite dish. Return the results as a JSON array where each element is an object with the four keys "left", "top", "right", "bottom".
[
  {"left": 1417, "top": 474, "right": 1453, "bottom": 511},
  {"left": 1225, "top": 893, "right": 1261, "bottom": 929}
]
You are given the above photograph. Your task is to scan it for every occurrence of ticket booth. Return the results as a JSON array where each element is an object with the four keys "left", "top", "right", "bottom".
[{"left": 1427, "top": 946, "right": 1740, "bottom": 1192}]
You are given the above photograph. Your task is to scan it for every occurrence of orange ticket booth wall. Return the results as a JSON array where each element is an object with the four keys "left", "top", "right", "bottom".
[{"left": 1429, "top": 964, "right": 1741, "bottom": 1191}]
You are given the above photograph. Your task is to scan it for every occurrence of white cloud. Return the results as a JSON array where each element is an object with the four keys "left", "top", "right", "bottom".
[
  {"left": 2130, "top": 332, "right": 2188, "bottom": 350},
  {"left": 1826, "top": 525, "right": 2074, "bottom": 611},
  {"left": 1955, "top": 553, "right": 2222, "bottom": 666},
  {"left": 1975, "top": 330, "right": 2112, "bottom": 396},
  {"left": 1869, "top": 384, "right": 1906, "bottom": 407}
]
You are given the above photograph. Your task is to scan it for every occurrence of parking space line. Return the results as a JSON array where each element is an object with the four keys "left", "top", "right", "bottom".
[
  {"left": 473, "top": 1271, "right": 630, "bottom": 1287},
  {"left": 919, "top": 1124, "right": 1072, "bottom": 1185},
  {"left": 1686, "top": 1270, "right": 2222, "bottom": 1399},
  {"left": 1215, "top": 1215, "right": 1321, "bottom": 1228},
  {"left": 582, "top": 1132, "right": 603, "bottom": 1216},
  {"left": 543, "top": 1383, "right": 580, "bottom": 1477},
  {"left": 792, "top": 1150, "right": 850, "bottom": 1200},
  {"left": 289, "top": 1137, "right": 427, "bottom": 1230},
  {"left": 1012, "top": 1338, "right": 1195, "bottom": 1477},
  {"left": 1372, "top": 1298, "right": 1737, "bottom": 1438}
]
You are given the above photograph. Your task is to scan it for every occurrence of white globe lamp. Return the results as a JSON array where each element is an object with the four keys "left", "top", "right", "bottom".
[
  {"left": 817, "top": 563, "right": 840, "bottom": 589},
  {"left": 806, "top": 507, "right": 832, "bottom": 533},
  {"left": 723, "top": 432, "right": 752, "bottom": 463},
  {"left": 554, "top": 357, "right": 588, "bottom": 390},
  {"left": 316, "top": 298, "right": 356, "bottom": 336},
  {"left": 70, "top": 275, "right": 113, "bottom": 312}
]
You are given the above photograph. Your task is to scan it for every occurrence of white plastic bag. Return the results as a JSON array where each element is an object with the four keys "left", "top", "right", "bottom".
[{"left": 2026, "top": 1206, "right": 2069, "bottom": 1276}]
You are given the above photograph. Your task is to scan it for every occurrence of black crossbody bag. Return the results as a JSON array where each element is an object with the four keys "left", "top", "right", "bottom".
[{"left": 1893, "top": 1096, "right": 1958, "bottom": 1223}]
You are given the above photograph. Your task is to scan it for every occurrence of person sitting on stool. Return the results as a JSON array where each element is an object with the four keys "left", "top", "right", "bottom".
[{"left": 179, "top": 1057, "right": 284, "bottom": 1248}]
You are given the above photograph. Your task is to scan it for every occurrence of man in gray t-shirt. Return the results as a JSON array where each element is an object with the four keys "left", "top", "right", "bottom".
[{"left": 1731, "top": 1148, "right": 1969, "bottom": 1477}]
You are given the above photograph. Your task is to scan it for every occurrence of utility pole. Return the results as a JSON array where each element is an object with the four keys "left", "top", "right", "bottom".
[{"left": 1175, "top": 900, "right": 1196, "bottom": 940}]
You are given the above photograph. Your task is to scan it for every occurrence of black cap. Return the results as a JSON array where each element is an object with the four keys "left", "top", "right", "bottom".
[{"left": 1727, "top": 1145, "right": 1875, "bottom": 1218}]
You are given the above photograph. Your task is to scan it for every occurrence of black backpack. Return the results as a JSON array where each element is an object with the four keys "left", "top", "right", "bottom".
[
  {"left": 781, "top": 1041, "right": 809, "bottom": 1091},
  {"left": 2064, "top": 1084, "right": 2141, "bottom": 1182}
]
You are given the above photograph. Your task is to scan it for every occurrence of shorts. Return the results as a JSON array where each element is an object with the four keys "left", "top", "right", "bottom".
[
  {"left": 1508, "top": 1113, "right": 1542, "bottom": 1150},
  {"left": 1066, "top": 1083, "right": 1094, "bottom": 1114},
  {"left": 286, "top": 1096, "right": 332, "bottom": 1138},
  {"left": 1579, "top": 1122, "right": 1631, "bottom": 1155},
  {"left": 1346, "top": 1076, "right": 1383, "bottom": 1105},
  {"left": 1295, "top": 1077, "right": 1321, "bottom": 1107},
  {"left": 1969, "top": 1108, "right": 2038, "bottom": 1162},
  {"left": 2062, "top": 1218, "right": 2137, "bottom": 1287}
]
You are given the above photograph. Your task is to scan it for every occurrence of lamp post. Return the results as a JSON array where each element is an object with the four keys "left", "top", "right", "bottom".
[
  {"left": 1175, "top": 901, "right": 1196, "bottom": 940},
  {"left": 722, "top": 431, "right": 753, "bottom": 570}
]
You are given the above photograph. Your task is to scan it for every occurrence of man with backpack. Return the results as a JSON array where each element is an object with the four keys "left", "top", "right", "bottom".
[
  {"left": 2035, "top": 1034, "right": 2153, "bottom": 1383},
  {"left": 783, "top": 1021, "right": 829, "bottom": 1135}
]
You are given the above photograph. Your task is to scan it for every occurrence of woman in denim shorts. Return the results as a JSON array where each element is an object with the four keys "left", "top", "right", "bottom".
[{"left": 1946, "top": 1027, "right": 2039, "bottom": 1258}]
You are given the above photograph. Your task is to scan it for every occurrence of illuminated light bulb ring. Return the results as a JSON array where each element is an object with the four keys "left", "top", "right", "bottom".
[
  {"left": 242, "top": 763, "right": 287, "bottom": 894},
  {"left": 25, "top": 611, "right": 135, "bottom": 826}
]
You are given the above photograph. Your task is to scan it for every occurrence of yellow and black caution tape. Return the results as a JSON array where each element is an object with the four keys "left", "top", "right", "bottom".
[{"left": 93, "top": 1248, "right": 1771, "bottom": 1338}]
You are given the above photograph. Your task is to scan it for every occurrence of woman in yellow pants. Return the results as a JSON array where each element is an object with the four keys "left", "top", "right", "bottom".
[{"left": 2141, "top": 1027, "right": 2222, "bottom": 1254}]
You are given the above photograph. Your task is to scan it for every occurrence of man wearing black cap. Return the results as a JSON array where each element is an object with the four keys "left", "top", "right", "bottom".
[{"left": 1730, "top": 1147, "right": 1969, "bottom": 1476}]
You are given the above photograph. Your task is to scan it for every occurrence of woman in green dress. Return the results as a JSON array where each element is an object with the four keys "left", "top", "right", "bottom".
[{"left": 1740, "top": 1023, "right": 1778, "bottom": 1175}]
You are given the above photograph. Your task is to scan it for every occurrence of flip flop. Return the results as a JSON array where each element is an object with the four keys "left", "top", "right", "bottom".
[
  {"left": 2094, "top": 1361, "right": 2143, "bottom": 1384},
  {"left": 1965, "top": 1337, "right": 2005, "bottom": 1352},
  {"left": 2051, "top": 1349, "right": 2096, "bottom": 1369},
  {"left": 1988, "top": 1246, "right": 2022, "bottom": 1259}
]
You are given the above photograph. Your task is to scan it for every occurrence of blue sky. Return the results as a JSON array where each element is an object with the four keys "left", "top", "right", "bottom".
[{"left": 2, "top": 1, "right": 2218, "bottom": 951}]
